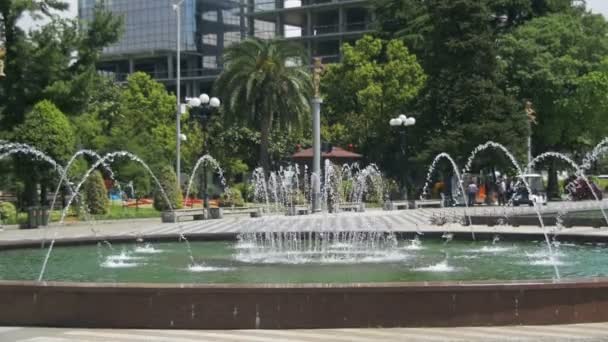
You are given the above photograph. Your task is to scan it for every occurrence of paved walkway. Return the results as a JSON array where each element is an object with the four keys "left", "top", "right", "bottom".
[
  {"left": 0, "top": 201, "right": 607, "bottom": 245},
  {"left": 3, "top": 323, "right": 608, "bottom": 341}
]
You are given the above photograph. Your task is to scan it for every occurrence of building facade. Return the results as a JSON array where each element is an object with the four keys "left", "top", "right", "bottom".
[{"left": 79, "top": 0, "right": 373, "bottom": 96}]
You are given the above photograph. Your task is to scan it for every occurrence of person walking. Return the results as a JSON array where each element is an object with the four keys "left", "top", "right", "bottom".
[
  {"left": 497, "top": 177, "right": 507, "bottom": 206},
  {"left": 467, "top": 181, "right": 478, "bottom": 207}
]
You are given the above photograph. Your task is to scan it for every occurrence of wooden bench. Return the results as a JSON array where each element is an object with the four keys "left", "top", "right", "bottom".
[
  {"left": 161, "top": 208, "right": 207, "bottom": 223},
  {"left": 414, "top": 200, "right": 443, "bottom": 209},
  {"left": 384, "top": 200, "right": 410, "bottom": 211}
]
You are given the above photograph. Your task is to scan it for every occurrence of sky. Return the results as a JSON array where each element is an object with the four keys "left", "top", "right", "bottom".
[{"left": 18, "top": 0, "right": 608, "bottom": 31}]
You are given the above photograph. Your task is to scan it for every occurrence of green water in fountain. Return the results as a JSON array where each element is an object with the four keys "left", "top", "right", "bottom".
[{"left": 1, "top": 239, "right": 608, "bottom": 284}]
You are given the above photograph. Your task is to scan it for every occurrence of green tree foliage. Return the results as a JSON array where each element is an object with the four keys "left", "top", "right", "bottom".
[
  {"left": 0, "top": 2, "right": 122, "bottom": 128},
  {"left": 498, "top": 12, "right": 608, "bottom": 153},
  {"left": 14, "top": 100, "right": 75, "bottom": 206},
  {"left": 153, "top": 165, "right": 183, "bottom": 211},
  {"left": 108, "top": 72, "right": 202, "bottom": 172},
  {"left": 83, "top": 170, "right": 108, "bottom": 215},
  {"left": 0, "top": 202, "right": 17, "bottom": 224},
  {"left": 321, "top": 36, "right": 426, "bottom": 177},
  {"left": 15, "top": 100, "right": 75, "bottom": 161},
  {"left": 374, "top": 0, "right": 529, "bottom": 176},
  {"left": 214, "top": 38, "right": 312, "bottom": 172},
  {"left": 375, "top": 0, "right": 579, "bottom": 44},
  {"left": 416, "top": 0, "right": 528, "bottom": 161}
]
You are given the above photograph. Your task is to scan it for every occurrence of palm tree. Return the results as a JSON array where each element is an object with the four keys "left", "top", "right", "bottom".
[{"left": 214, "top": 38, "right": 312, "bottom": 173}]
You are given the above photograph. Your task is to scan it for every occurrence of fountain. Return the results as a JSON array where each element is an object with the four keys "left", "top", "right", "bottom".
[
  {"left": 184, "top": 154, "right": 228, "bottom": 205},
  {"left": 49, "top": 149, "right": 118, "bottom": 213},
  {"left": 59, "top": 151, "right": 173, "bottom": 223},
  {"left": 421, "top": 152, "right": 475, "bottom": 239},
  {"left": 2, "top": 140, "right": 608, "bottom": 329}
]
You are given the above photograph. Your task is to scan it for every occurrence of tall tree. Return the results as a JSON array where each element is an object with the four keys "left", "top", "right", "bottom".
[
  {"left": 14, "top": 100, "right": 75, "bottom": 206},
  {"left": 409, "top": 0, "right": 528, "bottom": 169},
  {"left": 0, "top": 0, "right": 67, "bottom": 126},
  {"left": 499, "top": 12, "right": 608, "bottom": 154},
  {"left": 321, "top": 36, "right": 426, "bottom": 182},
  {"left": 214, "top": 38, "right": 312, "bottom": 173},
  {"left": 0, "top": 2, "right": 122, "bottom": 128},
  {"left": 498, "top": 11, "right": 608, "bottom": 196},
  {"left": 109, "top": 72, "right": 203, "bottom": 173}
]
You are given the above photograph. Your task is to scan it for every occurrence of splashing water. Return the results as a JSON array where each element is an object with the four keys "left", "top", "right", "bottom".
[
  {"left": 460, "top": 141, "right": 562, "bottom": 279},
  {"left": 415, "top": 259, "right": 456, "bottom": 272},
  {"left": 179, "top": 233, "right": 197, "bottom": 267},
  {"left": 184, "top": 154, "right": 228, "bottom": 205},
  {"left": 581, "top": 137, "right": 608, "bottom": 171},
  {"left": 236, "top": 231, "right": 401, "bottom": 264},
  {"left": 49, "top": 149, "right": 119, "bottom": 213},
  {"left": 529, "top": 152, "right": 608, "bottom": 228},
  {"left": 421, "top": 153, "right": 474, "bottom": 238},
  {"left": 60, "top": 151, "right": 173, "bottom": 224}
]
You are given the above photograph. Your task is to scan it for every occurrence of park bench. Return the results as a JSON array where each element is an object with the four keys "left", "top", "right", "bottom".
[
  {"left": 414, "top": 200, "right": 443, "bottom": 209},
  {"left": 161, "top": 208, "right": 206, "bottom": 223},
  {"left": 338, "top": 202, "right": 365, "bottom": 213},
  {"left": 223, "top": 206, "right": 263, "bottom": 218},
  {"left": 161, "top": 207, "right": 226, "bottom": 223},
  {"left": 287, "top": 206, "right": 311, "bottom": 216},
  {"left": 384, "top": 200, "right": 410, "bottom": 211}
]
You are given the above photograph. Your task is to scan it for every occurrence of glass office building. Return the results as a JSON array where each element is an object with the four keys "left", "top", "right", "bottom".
[
  {"left": 79, "top": 0, "right": 372, "bottom": 95},
  {"left": 246, "top": 0, "right": 373, "bottom": 63}
]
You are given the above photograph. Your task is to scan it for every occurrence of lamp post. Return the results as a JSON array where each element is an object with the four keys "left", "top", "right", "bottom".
[
  {"left": 173, "top": 0, "right": 185, "bottom": 188},
  {"left": 524, "top": 100, "right": 538, "bottom": 172},
  {"left": 389, "top": 114, "right": 416, "bottom": 199},
  {"left": 187, "top": 94, "right": 221, "bottom": 209}
]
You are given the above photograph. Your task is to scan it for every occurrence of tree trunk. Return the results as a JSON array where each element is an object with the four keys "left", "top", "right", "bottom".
[
  {"left": 40, "top": 181, "right": 48, "bottom": 206},
  {"left": 259, "top": 113, "right": 271, "bottom": 174},
  {"left": 547, "top": 161, "right": 559, "bottom": 200},
  {"left": 24, "top": 178, "right": 38, "bottom": 208}
]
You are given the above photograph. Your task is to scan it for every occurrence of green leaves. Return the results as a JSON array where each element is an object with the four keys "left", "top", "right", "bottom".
[
  {"left": 215, "top": 38, "right": 312, "bottom": 171},
  {"left": 0, "top": 1, "right": 123, "bottom": 126},
  {"left": 321, "top": 35, "right": 426, "bottom": 178},
  {"left": 499, "top": 12, "right": 608, "bottom": 152},
  {"left": 15, "top": 100, "right": 75, "bottom": 163}
]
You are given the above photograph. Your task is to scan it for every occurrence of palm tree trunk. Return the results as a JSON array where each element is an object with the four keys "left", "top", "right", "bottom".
[{"left": 260, "top": 113, "right": 271, "bottom": 173}]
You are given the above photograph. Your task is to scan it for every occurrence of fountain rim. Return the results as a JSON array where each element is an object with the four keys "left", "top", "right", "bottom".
[
  {"left": 3, "top": 231, "right": 608, "bottom": 329},
  {"left": 1, "top": 276, "right": 608, "bottom": 290}
]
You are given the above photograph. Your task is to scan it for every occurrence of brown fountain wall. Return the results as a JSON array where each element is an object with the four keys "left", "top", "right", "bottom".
[{"left": 1, "top": 279, "right": 608, "bottom": 329}]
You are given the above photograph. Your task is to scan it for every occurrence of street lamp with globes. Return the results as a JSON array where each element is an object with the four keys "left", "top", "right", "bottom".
[
  {"left": 186, "top": 93, "right": 221, "bottom": 209},
  {"left": 389, "top": 114, "right": 416, "bottom": 199}
]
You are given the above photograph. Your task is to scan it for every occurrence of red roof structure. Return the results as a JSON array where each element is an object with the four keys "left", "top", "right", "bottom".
[{"left": 292, "top": 147, "right": 362, "bottom": 160}]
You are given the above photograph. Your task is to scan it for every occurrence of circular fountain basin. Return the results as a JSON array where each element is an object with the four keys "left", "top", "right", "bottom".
[
  {"left": 2, "top": 234, "right": 608, "bottom": 329},
  {"left": 1, "top": 239, "right": 607, "bottom": 283}
]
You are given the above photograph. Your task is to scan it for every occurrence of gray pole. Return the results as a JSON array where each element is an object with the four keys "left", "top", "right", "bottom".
[
  {"left": 312, "top": 97, "right": 322, "bottom": 212},
  {"left": 527, "top": 134, "right": 532, "bottom": 170},
  {"left": 175, "top": 2, "right": 182, "bottom": 188}
]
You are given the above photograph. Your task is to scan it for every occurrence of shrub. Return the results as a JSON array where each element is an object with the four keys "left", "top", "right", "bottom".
[
  {"left": 232, "top": 182, "right": 254, "bottom": 202},
  {"left": 83, "top": 170, "right": 109, "bottom": 215},
  {"left": 220, "top": 188, "right": 245, "bottom": 207},
  {"left": 0, "top": 202, "right": 17, "bottom": 224},
  {"left": 153, "top": 165, "right": 183, "bottom": 211}
]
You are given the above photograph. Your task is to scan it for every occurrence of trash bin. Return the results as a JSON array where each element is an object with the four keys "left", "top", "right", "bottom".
[
  {"left": 27, "top": 207, "right": 39, "bottom": 229},
  {"left": 39, "top": 206, "right": 50, "bottom": 227}
]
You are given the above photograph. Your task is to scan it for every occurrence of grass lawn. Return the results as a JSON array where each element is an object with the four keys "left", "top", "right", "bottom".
[{"left": 3, "top": 205, "right": 161, "bottom": 226}]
